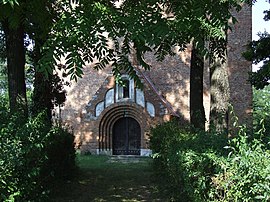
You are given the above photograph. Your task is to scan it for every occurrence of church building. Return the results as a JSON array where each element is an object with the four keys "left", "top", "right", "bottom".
[{"left": 59, "top": 5, "right": 252, "bottom": 156}]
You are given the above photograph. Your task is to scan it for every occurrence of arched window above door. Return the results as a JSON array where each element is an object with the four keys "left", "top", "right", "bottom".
[{"left": 93, "top": 74, "right": 155, "bottom": 119}]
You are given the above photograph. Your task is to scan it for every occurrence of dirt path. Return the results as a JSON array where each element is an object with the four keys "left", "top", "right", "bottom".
[{"left": 50, "top": 155, "right": 169, "bottom": 202}]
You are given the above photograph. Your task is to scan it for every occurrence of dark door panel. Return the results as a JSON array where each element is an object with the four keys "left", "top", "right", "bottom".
[{"left": 113, "top": 117, "right": 141, "bottom": 155}]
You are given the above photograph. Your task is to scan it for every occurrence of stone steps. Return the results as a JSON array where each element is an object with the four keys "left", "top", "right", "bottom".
[{"left": 107, "top": 155, "right": 151, "bottom": 163}]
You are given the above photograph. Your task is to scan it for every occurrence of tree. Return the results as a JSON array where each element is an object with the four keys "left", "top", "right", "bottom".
[
  {"left": 0, "top": 1, "right": 27, "bottom": 116},
  {"left": 0, "top": 25, "right": 7, "bottom": 95},
  {"left": 190, "top": 43, "right": 206, "bottom": 130},
  {"left": 26, "top": 0, "right": 65, "bottom": 120},
  {"left": 243, "top": 0, "right": 270, "bottom": 89},
  {"left": 0, "top": 0, "right": 67, "bottom": 120},
  {"left": 209, "top": 38, "right": 230, "bottom": 132}
]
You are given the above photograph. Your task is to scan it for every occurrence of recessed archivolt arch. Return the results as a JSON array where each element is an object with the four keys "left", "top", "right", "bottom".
[{"left": 98, "top": 103, "right": 150, "bottom": 153}]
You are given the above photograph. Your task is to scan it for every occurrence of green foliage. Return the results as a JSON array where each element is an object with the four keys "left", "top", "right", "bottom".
[
  {"left": 0, "top": 0, "right": 25, "bottom": 29},
  {"left": 243, "top": 1, "right": 270, "bottom": 89},
  {"left": 253, "top": 88, "right": 270, "bottom": 127},
  {"left": 1, "top": 0, "right": 19, "bottom": 7},
  {"left": 38, "top": 0, "right": 248, "bottom": 85},
  {"left": 42, "top": 126, "right": 76, "bottom": 180},
  {"left": 0, "top": 109, "right": 47, "bottom": 201},
  {"left": 0, "top": 61, "right": 7, "bottom": 95},
  {"left": 0, "top": 26, "right": 5, "bottom": 59},
  {"left": 212, "top": 133, "right": 270, "bottom": 201},
  {"left": 150, "top": 120, "right": 228, "bottom": 201},
  {"left": 150, "top": 120, "right": 270, "bottom": 201},
  {"left": 253, "top": 86, "right": 270, "bottom": 143},
  {"left": 244, "top": 31, "right": 270, "bottom": 89},
  {"left": 0, "top": 100, "right": 76, "bottom": 201}
]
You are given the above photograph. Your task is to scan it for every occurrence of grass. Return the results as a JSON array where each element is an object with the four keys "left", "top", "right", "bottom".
[{"left": 50, "top": 155, "right": 169, "bottom": 202}]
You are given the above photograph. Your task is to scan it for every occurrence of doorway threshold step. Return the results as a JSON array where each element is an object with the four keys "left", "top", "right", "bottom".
[{"left": 108, "top": 155, "right": 151, "bottom": 163}]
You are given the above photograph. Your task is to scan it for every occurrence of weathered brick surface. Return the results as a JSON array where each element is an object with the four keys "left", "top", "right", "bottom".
[
  {"left": 59, "top": 5, "right": 252, "bottom": 154},
  {"left": 228, "top": 5, "right": 253, "bottom": 126}
]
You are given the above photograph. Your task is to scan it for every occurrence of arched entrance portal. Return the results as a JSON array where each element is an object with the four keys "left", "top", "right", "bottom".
[{"left": 112, "top": 117, "right": 141, "bottom": 155}]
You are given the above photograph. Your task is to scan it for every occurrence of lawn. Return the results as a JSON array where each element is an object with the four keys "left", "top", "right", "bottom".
[{"left": 50, "top": 155, "right": 169, "bottom": 202}]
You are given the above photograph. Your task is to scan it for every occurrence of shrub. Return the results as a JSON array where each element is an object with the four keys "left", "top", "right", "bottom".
[
  {"left": 253, "top": 86, "right": 270, "bottom": 140},
  {"left": 0, "top": 111, "right": 49, "bottom": 201},
  {"left": 150, "top": 120, "right": 270, "bottom": 201},
  {"left": 42, "top": 126, "right": 76, "bottom": 181},
  {"left": 150, "top": 120, "right": 228, "bottom": 201},
  {"left": 211, "top": 130, "right": 270, "bottom": 201},
  {"left": 0, "top": 103, "right": 76, "bottom": 201}
]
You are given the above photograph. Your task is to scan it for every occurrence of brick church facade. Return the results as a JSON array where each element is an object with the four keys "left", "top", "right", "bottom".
[{"left": 59, "top": 5, "right": 252, "bottom": 156}]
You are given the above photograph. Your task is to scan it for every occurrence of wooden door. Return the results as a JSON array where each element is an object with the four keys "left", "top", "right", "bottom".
[{"left": 113, "top": 117, "right": 141, "bottom": 155}]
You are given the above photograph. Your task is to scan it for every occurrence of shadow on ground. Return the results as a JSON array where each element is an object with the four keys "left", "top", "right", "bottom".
[{"left": 50, "top": 155, "right": 169, "bottom": 202}]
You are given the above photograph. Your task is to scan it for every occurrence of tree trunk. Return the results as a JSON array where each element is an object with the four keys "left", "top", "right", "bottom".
[
  {"left": 190, "top": 45, "right": 206, "bottom": 130},
  {"left": 32, "top": 71, "right": 53, "bottom": 120},
  {"left": 209, "top": 39, "right": 230, "bottom": 133},
  {"left": 31, "top": 40, "right": 53, "bottom": 122},
  {"left": 2, "top": 20, "right": 27, "bottom": 116}
]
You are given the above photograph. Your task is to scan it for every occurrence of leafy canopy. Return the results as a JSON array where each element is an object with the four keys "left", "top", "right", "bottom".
[
  {"left": 243, "top": 0, "right": 270, "bottom": 89},
  {"left": 1, "top": 0, "right": 251, "bottom": 86},
  {"left": 37, "top": 0, "right": 249, "bottom": 86}
]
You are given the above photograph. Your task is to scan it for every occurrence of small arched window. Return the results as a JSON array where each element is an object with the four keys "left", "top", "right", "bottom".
[
  {"left": 123, "top": 79, "right": 130, "bottom": 98},
  {"left": 116, "top": 76, "right": 134, "bottom": 101}
]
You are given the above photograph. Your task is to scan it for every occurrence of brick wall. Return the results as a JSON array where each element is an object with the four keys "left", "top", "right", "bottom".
[{"left": 228, "top": 4, "right": 253, "bottom": 126}]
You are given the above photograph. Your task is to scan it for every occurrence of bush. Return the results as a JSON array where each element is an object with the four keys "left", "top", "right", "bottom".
[
  {"left": 150, "top": 120, "right": 228, "bottom": 201},
  {"left": 150, "top": 120, "right": 270, "bottom": 201},
  {"left": 253, "top": 86, "right": 270, "bottom": 140},
  {"left": 0, "top": 111, "right": 49, "bottom": 201},
  {"left": 42, "top": 126, "right": 76, "bottom": 180},
  {"left": 0, "top": 104, "right": 76, "bottom": 201},
  {"left": 211, "top": 130, "right": 270, "bottom": 201}
]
